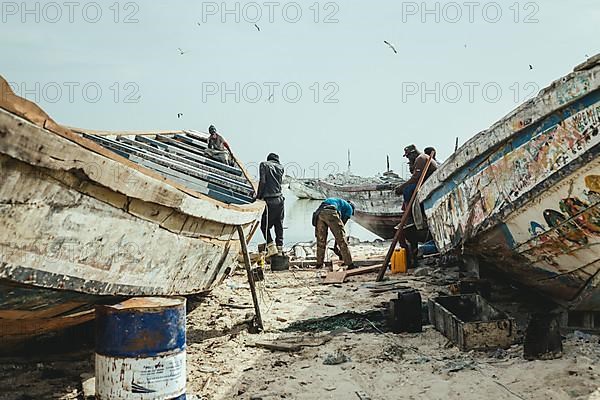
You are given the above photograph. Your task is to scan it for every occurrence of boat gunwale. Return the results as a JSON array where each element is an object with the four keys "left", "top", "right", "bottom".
[
  {"left": 0, "top": 107, "right": 265, "bottom": 226},
  {"left": 419, "top": 55, "right": 600, "bottom": 203}
]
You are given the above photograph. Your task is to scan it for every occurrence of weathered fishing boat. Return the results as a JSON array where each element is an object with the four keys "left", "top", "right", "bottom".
[
  {"left": 352, "top": 210, "right": 401, "bottom": 240},
  {"left": 0, "top": 76, "right": 264, "bottom": 344},
  {"left": 318, "top": 172, "right": 405, "bottom": 239},
  {"left": 417, "top": 55, "right": 600, "bottom": 328},
  {"left": 287, "top": 177, "right": 325, "bottom": 200}
]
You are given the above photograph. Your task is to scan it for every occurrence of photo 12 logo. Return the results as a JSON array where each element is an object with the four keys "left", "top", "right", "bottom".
[
  {"left": 245, "top": 160, "right": 342, "bottom": 181},
  {"left": 201, "top": 81, "right": 340, "bottom": 104},
  {"left": 3, "top": 81, "right": 142, "bottom": 104},
  {"left": 199, "top": 2, "right": 340, "bottom": 24},
  {"left": 1, "top": 2, "right": 140, "bottom": 23},
  {"left": 401, "top": 81, "right": 541, "bottom": 104},
  {"left": 401, "top": 2, "right": 540, "bottom": 23}
]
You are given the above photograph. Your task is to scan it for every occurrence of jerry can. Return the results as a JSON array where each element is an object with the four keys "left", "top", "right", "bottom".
[{"left": 391, "top": 247, "right": 407, "bottom": 274}]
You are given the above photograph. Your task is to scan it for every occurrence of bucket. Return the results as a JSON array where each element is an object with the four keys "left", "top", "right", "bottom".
[
  {"left": 391, "top": 248, "right": 407, "bottom": 274},
  {"left": 388, "top": 289, "right": 422, "bottom": 333},
  {"left": 270, "top": 255, "right": 290, "bottom": 271},
  {"left": 95, "top": 297, "right": 187, "bottom": 400}
]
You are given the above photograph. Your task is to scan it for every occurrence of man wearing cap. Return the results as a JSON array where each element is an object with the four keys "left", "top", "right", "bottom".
[
  {"left": 207, "top": 125, "right": 233, "bottom": 165},
  {"left": 312, "top": 197, "right": 355, "bottom": 269},
  {"left": 257, "top": 153, "right": 285, "bottom": 257},
  {"left": 395, "top": 145, "right": 438, "bottom": 204}
]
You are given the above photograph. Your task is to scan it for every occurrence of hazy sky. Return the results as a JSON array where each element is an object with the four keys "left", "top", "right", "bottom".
[{"left": 2, "top": 0, "right": 599, "bottom": 179}]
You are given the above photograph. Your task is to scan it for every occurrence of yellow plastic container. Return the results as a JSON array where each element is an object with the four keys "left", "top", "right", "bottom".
[{"left": 391, "top": 248, "right": 407, "bottom": 274}]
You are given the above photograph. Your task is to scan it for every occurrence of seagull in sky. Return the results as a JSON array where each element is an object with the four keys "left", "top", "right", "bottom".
[
  {"left": 384, "top": 40, "right": 397, "bottom": 54},
  {"left": 177, "top": 48, "right": 187, "bottom": 55},
  {"left": 254, "top": 24, "right": 261, "bottom": 31}
]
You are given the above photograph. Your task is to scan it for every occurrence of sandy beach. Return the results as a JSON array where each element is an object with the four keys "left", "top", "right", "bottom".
[{"left": 1, "top": 241, "right": 599, "bottom": 400}]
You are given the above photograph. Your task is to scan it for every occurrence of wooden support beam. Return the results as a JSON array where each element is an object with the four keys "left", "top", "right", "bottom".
[
  {"left": 237, "top": 226, "right": 263, "bottom": 331},
  {"left": 376, "top": 151, "right": 436, "bottom": 282}
]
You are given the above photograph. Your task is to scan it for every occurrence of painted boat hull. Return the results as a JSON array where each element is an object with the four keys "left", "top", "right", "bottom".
[
  {"left": 317, "top": 181, "right": 404, "bottom": 214},
  {"left": 353, "top": 210, "right": 401, "bottom": 239},
  {"left": 419, "top": 55, "right": 600, "bottom": 311},
  {"left": 0, "top": 76, "right": 264, "bottom": 342}
]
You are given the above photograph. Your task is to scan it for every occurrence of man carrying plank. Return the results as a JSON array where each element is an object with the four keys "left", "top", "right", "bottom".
[{"left": 313, "top": 198, "right": 356, "bottom": 269}]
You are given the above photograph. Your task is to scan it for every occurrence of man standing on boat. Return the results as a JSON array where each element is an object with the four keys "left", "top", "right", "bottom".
[
  {"left": 312, "top": 198, "right": 355, "bottom": 269},
  {"left": 207, "top": 125, "right": 234, "bottom": 166},
  {"left": 257, "top": 153, "right": 285, "bottom": 257},
  {"left": 395, "top": 145, "right": 438, "bottom": 204}
]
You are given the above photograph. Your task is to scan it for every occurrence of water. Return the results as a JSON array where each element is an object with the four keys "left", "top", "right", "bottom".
[{"left": 250, "top": 188, "right": 380, "bottom": 249}]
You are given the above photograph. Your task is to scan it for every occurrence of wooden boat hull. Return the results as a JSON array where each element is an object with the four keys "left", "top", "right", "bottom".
[
  {"left": 317, "top": 181, "right": 403, "bottom": 214},
  {"left": 288, "top": 178, "right": 325, "bottom": 200},
  {"left": 353, "top": 210, "right": 401, "bottom": 240},
  {"left": 0, "top": 75, "right": 264, "bottom": 342},
  {"left": 418, "top": 55, "right": 600, "bottom": 311}
]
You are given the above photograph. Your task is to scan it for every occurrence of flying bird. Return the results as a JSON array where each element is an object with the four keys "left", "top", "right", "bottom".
[
  {"left": 177, "top": 113, "right": 184, "bottom": 119},
  {"left": 197, "top": 22, "right": 201, "bottom": 26},
  {"left": 254, "top": 24, "right": 260, "bottom": 31},
  {"left": 529, "top": 64, "right": 533, "bottom": 70},
  {"left": 177, "top": 48, "right": 187, "bottom": 55},
  {"left": 267, "top": 93, "right": 274, "bottom": 102},
  {"left": 383, "top": 40, "right": 397, "bottom": 54}
]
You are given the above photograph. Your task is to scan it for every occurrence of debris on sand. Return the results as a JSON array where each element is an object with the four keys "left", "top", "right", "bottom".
[{"left": 323, "top": 350, "right": 351, "bottom": 365}]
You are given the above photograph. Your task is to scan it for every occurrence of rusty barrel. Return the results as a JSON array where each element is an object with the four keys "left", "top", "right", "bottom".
[{"left": 95, "top": 297, "right": 187, "bottom": 399}]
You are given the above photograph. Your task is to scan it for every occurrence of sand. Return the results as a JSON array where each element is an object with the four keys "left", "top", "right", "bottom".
[{"left": 0, "top": 241, "right": 599, "bottom": 399}]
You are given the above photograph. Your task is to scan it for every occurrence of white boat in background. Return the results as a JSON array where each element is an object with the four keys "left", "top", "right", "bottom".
[{"left": 287, "top": 177, "right": 325, "bottom": 200}]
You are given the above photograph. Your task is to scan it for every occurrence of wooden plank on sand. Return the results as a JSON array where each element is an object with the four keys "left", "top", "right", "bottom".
[{"left": 322, "top": 265, "right": 382, "bottom": 284}]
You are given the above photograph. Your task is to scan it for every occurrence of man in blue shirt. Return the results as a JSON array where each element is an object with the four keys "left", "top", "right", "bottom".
[{"left": 312, "top": 198, "right": 355, "bottom": 268}]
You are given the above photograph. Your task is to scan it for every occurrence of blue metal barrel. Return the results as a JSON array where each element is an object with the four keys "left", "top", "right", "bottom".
[{"left": 95, "top": 297, "right": 187, "bottom": 399}]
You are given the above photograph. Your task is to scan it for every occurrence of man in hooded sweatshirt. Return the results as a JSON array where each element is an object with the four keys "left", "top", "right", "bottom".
[{"left": 257, "top": 153, "right": 285, "bottom": 257}]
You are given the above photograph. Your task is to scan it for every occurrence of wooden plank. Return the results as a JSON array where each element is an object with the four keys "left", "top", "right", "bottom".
[
  {"left": 0, "top": 76, "right": 262, "bottom": 219},
  {"left": 237, "top": 226, "right": 263, "bottom": 331},
  {"left": 347, "top": 265, "right": 382, "bottom": 277},
  {"left": 174, "top": 133, "right": 208, "bottom": 149},
  {"left": 0, "top": 309, "right": 95, "bottom": 338},
  {"left": 377, "top": 151, "right": 436, "bottom": 282},
  {"left": 290, "top": 259, "right": 384, "bottom": 268},
  {"left": 117, "top": 136, "right": 248, "bottom": 185},
  {"left": 135, "top": 135, "right": 243, "bottom": 176},
  {"left": 86, "top": 135, "right": 254, "bottom": 195},
  {"left": 0, "top": 107, "right": 265, "bottom": 225},
  {"left": 323, "top": 271, "right": 347, "bottom": 284}
]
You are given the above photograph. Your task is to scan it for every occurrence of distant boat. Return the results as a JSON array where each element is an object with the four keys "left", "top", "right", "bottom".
[
  {"left": 418, "top": 55, "right": 600, "bottom": 323},
  {"left": 353, "top": 210, "right": 402, "bottom": 240},
  {"left": 287, "top": 177, "right": 325, "bottom": 200},
  {"left": 0, "top": 75, "right": 264, "bottom": 345},
  {"left": 317, "top": 171, "right": 405, "bottom": 238}
]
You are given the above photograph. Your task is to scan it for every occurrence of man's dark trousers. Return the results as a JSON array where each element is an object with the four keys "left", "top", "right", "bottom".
[{"left": 261, "top": 196, "right": 285, "bottom": 247}]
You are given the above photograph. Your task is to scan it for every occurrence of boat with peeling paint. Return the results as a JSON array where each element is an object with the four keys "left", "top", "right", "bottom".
[
  {"left": 317, "top": 172, "right": 405, "bottom": 239},
  {"left": 0, "top": 75, "right": 264, "bottom": 344},
  {"left": 287, "top": 177, "right": 326, "bottom": 200},
  {"left": 417, "top": 55, "right": 600, "bottom": 327}
]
